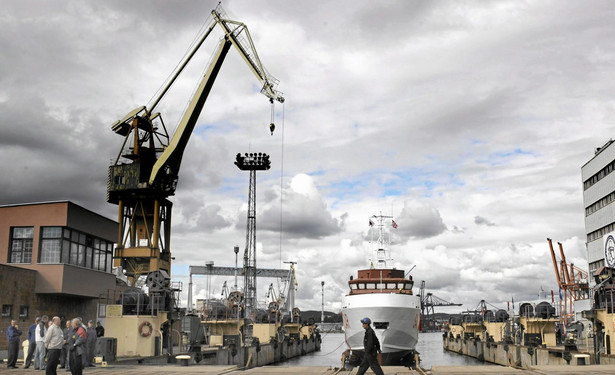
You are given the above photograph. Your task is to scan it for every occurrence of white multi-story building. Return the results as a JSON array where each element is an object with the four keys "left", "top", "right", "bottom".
[{"left": 582, "top": 139, "right": 615, "bottom": 275}]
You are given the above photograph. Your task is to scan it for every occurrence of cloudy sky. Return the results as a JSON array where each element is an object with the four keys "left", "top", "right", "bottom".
[{"left": 2, "top": 0, "right": 614, "bottom": 314}]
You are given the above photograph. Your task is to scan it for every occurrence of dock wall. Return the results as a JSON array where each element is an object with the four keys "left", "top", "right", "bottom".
[
  {"left": 200, "top": 335, "right": 320, "bottom": 368},
  {"left": 443, "top": 336, "right": 592, "bottom": 368}
]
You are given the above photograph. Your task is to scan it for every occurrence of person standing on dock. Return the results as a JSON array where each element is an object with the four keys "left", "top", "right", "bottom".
[
  {"left": 44, "top": 316, "right": 64, "bottom": 375},
  {"left": 357, "top": 317, "right": 384, "bottom": 375},
  {"left": 68, "top": 318, "right": 87, "bottom": 375},
  {"left": 6, "top": 320, "right": 22, "bottom": 369},
  {"left": 34, "top": 315, "right": 49, "bottom": 370},
  {"left": 24, "top": 317, "right": 40, "bottom": 368}
]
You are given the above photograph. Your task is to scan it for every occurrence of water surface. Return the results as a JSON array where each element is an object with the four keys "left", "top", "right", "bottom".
[{"left": 273, "top": 331, "right": 484, "bottom": 369}]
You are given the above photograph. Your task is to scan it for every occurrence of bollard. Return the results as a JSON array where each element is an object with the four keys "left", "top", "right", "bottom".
[{"left": 175, "top": 355, "right": 191, "bottom": 366}]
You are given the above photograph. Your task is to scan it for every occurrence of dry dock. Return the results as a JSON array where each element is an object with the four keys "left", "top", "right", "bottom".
[{"left": 6, "top": 365, "right": 615, "bottom": 374}]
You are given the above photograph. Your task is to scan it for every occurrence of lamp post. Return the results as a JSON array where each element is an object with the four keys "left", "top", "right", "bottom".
[
  {"left": 234, "top": 245, "right": 239, "bottom": 291},
  {"left": 321, "top": 281, "right": 325, "bottom": 323}
]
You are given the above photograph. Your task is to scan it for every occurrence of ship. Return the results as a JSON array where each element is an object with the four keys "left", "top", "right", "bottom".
[{"left": 341, "top": 214, "right": 422, "bottom": 367}]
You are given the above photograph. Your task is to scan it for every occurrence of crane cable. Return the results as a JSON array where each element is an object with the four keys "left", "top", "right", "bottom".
[
  {"left": 279, "top": 101, "right": 285, "bottom": 268},
  {"left": 146, "top": 13, "right": 215, "bottom": 111}
]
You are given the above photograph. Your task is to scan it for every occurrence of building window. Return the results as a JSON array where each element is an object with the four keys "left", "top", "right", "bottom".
[
  {"left": 61, "top": 228, "right": 114, "bottom": 272},
  {"left": 39, "top": 226, "right": 62, "bottom": 263},
  {"left": 19, "top": 305, "right": 29, "bottom": 318},
  {"left": 1, "top": 304, "right": 12, "bottom": 317},
  {"left": 586, "top": 191, "right": 615, "bottom": 217},
  {"left": 9, "top": 227, "right": 34, "bottom": 263},
  {"left": 584, "top": 159, "right": 615, "bottom": 190},
  {"left": 588, "top": 222, "right": 615, "bottom": 243}
]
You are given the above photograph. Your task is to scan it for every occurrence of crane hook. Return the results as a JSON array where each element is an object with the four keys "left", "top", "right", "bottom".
[{"left": 269, "top": 98, "right": 275, "bottom": 135}]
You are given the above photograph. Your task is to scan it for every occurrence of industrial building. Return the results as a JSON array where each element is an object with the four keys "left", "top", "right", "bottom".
[
  {"left": 582, "top": 139, "right": 615, "bottom": 275},
  {"left": 0, "top": 201, "right": 119, "bottom": 351}
]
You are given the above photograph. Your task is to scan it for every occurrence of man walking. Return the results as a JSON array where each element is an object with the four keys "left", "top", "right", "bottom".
[
  {"left": 6, "top": 320, "right": 22, "bottom": 369},
  {"left": 34, "top": 315, "right": 49, "bottom": 370},
  {"left": 44, "top": 316, "right": 64, "bottom": 375},
  {"left": 24, "top": 317, "right": 40, "bottom": 368},
  {"left": 356, "top": 317, "right": 384, "bottom": 375}
]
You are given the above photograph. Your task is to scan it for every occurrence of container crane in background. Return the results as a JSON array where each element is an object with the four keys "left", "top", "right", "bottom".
[
  {"left": 106, "top": 4, "right": 284, "bottom": 292},
  {"left": 547, "top": 238, "right": 590, "bottom": 325},
  {"left": 419, "top": 280, "right": 462, "bottom": 331},
  {"left": 419, "top": 280, "right": 463, "bottom": 315}
]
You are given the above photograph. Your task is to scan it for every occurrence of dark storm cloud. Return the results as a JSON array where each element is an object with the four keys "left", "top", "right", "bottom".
[{"left": 0, "top": 90, "right": 117, "bottom": 217}]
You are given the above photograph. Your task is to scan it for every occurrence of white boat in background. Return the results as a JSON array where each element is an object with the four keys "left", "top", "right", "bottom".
[{"left": 341, "top": 214, "right": 421, "bottom": 367}]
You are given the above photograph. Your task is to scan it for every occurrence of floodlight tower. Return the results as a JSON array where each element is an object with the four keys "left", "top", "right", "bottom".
[{"left": 235, "top": 152, "right": 271, "bottom": 321}]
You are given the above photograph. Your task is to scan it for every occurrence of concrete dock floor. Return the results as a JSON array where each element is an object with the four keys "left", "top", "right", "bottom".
[{"left": 5, "top": 364, "right": 615, "bottom": 374}]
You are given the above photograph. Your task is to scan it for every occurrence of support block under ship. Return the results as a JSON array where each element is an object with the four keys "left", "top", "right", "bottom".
[{"left": 342, "top": 214, "right": 421, "bottom": 367}]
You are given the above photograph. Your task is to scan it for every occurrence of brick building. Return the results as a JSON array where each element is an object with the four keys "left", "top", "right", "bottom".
[{"left": 0, "top": 201, "right": 120, "bottom": 351}]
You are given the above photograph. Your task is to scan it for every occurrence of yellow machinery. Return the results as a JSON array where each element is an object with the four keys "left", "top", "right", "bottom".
[{"left": 104, "top": 5, "right": 284, "bottom": 357}]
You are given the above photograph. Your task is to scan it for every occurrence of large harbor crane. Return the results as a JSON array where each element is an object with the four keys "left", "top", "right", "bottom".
[
  {"left": 547, "top": 238, "right": 590, "bottom": 325},
  {"left": 106, "top": 5, "right": 284, "bottom": 290}
]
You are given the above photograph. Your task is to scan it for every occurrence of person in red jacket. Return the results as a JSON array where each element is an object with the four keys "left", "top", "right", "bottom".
[{"left": 68, "top": 318, "right": 87, "bottom": 375}]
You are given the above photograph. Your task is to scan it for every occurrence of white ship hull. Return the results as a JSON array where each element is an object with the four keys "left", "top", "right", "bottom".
[{"left": 342, "top": 293, "right": 421, "bottom": 364}]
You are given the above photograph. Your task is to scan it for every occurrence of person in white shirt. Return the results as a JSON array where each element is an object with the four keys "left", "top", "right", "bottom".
[
  {"left": 34, "top": 315, "right": 48, "bottom": 370},
  {"left": 44, "top": 316, "right": 64, "bottom": 375}
]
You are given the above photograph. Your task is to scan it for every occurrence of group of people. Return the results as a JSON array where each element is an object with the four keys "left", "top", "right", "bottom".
[{"left": 6, "top": 316, "right": 104, "bottom": 375}]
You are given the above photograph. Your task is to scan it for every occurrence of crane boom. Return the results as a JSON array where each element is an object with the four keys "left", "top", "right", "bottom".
[
  {"left": 106, "top": 5, "right": 283, "bottom": 285},
  {"left": 211, "top": 8, "right": 284, "bottom": 103},
  {"left": 147, "top": 6, "right": 284, "bottom": 187}
]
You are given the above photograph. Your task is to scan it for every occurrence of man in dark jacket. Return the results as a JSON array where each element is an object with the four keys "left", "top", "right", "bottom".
[
  {"left": 24, "top": 317, "right": 40, "bottom": 368},
  {"left": 6, "top": 320, "right": 22, "bottom": 369},
  {"left": 356, "top": 317, "right": 384, "bottom": 375},
  {"left": 86, "top": 320, "right": 97, "bottom": 367},
  {"left": 95, "top": 322, "right": 104, "bottom": 338},
  {"left": 68, "top": 318, "right": 87, "bottom": 375},
  {"left": 61, "top": 320, "right": 71, "bottom": 370}
]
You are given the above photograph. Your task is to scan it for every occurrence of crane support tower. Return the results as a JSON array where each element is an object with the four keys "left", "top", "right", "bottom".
[
  {"left": 106, "top": 5, "right": 283, "bottom": 287},
  {"left": 235, "top": 152, "right": 271, "bottom": 321}
]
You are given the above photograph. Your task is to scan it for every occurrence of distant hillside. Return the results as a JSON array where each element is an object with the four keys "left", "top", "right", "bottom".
[{"left": 301, "top": 310, "right": 343, "bottom": 323}]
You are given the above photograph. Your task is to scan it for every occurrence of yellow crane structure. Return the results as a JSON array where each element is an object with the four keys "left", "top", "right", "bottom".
[
  {"left": 107, "top": 5, "right": 284, "bottom": 288},
  {"left": 547, "top": 238, "right": 590, "bottom": 325}
]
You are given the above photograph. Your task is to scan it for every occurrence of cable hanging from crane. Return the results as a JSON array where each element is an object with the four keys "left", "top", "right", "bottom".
[
  {"left": 279, "top": 101, "right": 285, "bottom": 268},
  {"left": 269, "top": 98, "right": 275, "bottom": 135}
]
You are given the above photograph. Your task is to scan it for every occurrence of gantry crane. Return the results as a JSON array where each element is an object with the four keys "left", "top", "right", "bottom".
[
  {"left": 547, "top": 238, "right": 590, "bottom": 325},
  {"left": 419, "top": 280, "right": 462, "bottom": 315},
  {"left": 107, "top": 5, "right": 284, "bottom": 290},
  {"left": 419, "top": 280, "right": 461, "bottom": 331}
]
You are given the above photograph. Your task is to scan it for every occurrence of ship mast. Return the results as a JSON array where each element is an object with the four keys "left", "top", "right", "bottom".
[{"left": 370, "top": 213, "right": 393, "bottom": 269}]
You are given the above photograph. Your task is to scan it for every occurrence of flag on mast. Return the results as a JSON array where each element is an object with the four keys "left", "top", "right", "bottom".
[{"left": 392, "top": 219, "right": 398, "bottom": 229}]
